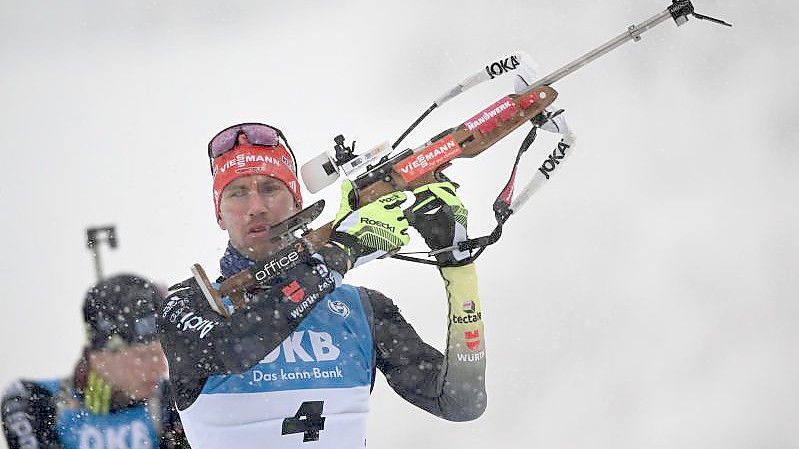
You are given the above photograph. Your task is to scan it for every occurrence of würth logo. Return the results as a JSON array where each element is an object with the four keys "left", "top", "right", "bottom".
[
  {"left": 282, "top": 281, "right": 305, "bottom": 304},
  {"left": 464, "top": 329, "right": 481, "bottom": 351}
]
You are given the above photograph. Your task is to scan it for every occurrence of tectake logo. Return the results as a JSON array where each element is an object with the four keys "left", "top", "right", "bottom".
[
  {"left": 288, "top": 274, "right": 334, "bottom": 320},
  {"left": 453, "top": 312, "right": 482, "bottom": 324},
  {"left": 314, "top": 263, "right": 330, "bottom": 278},
  {"left": 462, "top": 300, "right": 476, "bottom": 314},
  {"left": 328, "top": 300, "right": 350, "bottom": 318}
]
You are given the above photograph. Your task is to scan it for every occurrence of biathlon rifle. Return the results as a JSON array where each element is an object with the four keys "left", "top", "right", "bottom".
[{"left": 191, "top": 0, "right": 730, "bottom": 316}]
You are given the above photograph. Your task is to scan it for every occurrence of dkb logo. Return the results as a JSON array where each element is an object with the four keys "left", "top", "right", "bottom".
[{"left": 78, "top": 421, "right": 152, "bottom": 449}]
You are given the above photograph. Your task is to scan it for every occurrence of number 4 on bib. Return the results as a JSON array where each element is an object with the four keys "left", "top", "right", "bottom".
[{"left": 282, "top": 401, "right": 326, "bottom": 442}]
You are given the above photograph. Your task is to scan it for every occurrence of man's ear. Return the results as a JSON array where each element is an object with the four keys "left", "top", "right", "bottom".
[{"left": 217, "top": 213, "right": 227, "bottom": 230}]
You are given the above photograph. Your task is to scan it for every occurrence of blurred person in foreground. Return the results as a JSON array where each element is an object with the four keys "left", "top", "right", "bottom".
[
  {"left": 2, "top": 274, "right": 190, "bottom": 449},
  {"left": 158, "top": 123, "right": 487, "bottom": 448}
]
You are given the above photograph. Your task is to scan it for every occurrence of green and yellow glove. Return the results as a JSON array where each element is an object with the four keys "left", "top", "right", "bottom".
[
  {"left": 407, "top": 181, "right": 471, "bottom": 266},
  {"left": 330, "top": 180, "right": 410, "bottom": 268}
]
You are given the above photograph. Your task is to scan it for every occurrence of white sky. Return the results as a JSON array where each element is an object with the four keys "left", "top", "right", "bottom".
[{"left": 1, "top": 1, "right": 797, "bottom": 448}]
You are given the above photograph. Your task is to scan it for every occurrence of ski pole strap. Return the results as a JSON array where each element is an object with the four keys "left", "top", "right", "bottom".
[
  {"left": 494, "top": 123, "right": 538, "bottom": 224},
  {"left": 454, "top": 122, "right": 540, "bottom": 261}
]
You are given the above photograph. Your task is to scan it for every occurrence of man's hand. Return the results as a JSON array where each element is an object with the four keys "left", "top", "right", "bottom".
[
  {"left": 330, "top": 180, "right": 410, "bottom": 268},
  {"left": 407, "top": 181, "right": 471, "bottom": 266}
]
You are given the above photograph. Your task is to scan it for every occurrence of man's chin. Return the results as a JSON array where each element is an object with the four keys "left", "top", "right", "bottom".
[{"left": 241, "top": 242, "right": 279, "bottom": 261}]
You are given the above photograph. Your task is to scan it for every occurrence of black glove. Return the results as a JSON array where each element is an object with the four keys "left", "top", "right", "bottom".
[{"left": 406, "top": 181, "right": 471, "bottom": 265}]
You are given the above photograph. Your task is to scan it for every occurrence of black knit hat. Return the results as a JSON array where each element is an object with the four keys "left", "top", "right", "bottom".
[{"left": 82, "top": 274, "right": 163, "bottom": 351}]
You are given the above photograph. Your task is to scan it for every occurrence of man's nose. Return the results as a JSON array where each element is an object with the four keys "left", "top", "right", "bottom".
[{"left": 246, "top": 191, "right": 269, "bottom": 216}]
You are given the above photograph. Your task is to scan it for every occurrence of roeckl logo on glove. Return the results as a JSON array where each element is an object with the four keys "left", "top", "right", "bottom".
[{"left": 360, "top": 217, "right": 395, "bottom": 233}]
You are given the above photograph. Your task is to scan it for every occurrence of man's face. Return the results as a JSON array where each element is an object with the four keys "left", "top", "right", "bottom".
[
  {"left": 88, "top": 340, "right": 167, "bottom": 401},
  {"left": 217, "top": 174, "right": 298, "bottom": 260}
]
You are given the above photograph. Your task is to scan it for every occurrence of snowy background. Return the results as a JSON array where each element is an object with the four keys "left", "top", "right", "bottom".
[{"left": 1, "top": 0, "right": 796, "bottom": 448}]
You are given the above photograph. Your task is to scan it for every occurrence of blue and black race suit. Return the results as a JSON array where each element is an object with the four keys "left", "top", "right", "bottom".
[{"left": 157, "top": 245, "right": 487, "bottom": 449}]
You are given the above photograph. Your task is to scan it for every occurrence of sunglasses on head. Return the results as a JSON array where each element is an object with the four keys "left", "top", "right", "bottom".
[{"left": 207, "top": 123, "right": 297, "bottom": 174}]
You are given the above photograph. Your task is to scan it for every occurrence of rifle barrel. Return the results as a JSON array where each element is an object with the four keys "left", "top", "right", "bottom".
[{"left": 528, "top": 9, "right": 672, "bottom": 89}]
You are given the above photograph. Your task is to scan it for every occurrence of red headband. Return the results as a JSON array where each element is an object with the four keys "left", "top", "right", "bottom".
[{"left": 212, "top": 144, "right": 303, "bottom": 218}]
